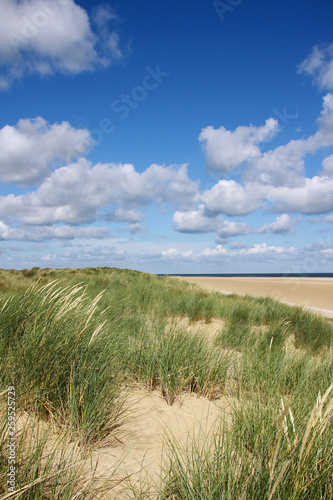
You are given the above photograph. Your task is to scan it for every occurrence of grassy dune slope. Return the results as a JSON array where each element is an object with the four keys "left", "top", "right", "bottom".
[{"left": 0, "top": 267, "right": 333, "bottom": 498}]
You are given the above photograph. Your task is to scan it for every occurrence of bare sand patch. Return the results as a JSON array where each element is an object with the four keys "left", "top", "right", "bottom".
[
  {"left": 88, "top": 388, "right": 232, "bottom": 498},
  {"left": 179, "top": 277, "right": 333, "bottom": 315},
  {"left": 167, "top": 315, "right": 225, "bottom": 341},
  {"left": 5, "top": 391, "right": 230, "bottom": 499}
]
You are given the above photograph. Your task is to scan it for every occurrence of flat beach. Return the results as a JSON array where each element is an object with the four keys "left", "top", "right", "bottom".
[{"left": 178, "top": 277, "right": 333, "bottom": 317}]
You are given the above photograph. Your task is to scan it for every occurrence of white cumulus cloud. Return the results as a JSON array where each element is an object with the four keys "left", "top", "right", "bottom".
[
  {"left": 267, "top": 214, "right": 298, "bottom": 234},
  {"left": 198, "top": 118, "right": 278, "bottom": 174},
  {"left": 298, "top": 43, "right": 333, "bottom": 91},
  {"left": 107, "top": 208, "right": 145, "bottom": 223},
  {"left": 0, "top": 223, "right": 110, "bottom": 241},
  {"left": 173, "top": 206, "right": 267, "bottom": 243},
  {"left": 309, "top": 214, "right": 333, "bottom": 224},
  {"left": 126, "top": 223, "right": 148, "bottom": 234},
  {"left": 244, "top": 94, "right": 333, "bottom": 187},
  {"left": 269, "top": 176, "right": 333, "bottom": 214},
  {"left": 0, "top": 117, "right": 92, "bottom": 186},
  {"left": 0, "top": 159, "right": 199, "bottom": 229},
  {"left": 243, "top": 243, "right": 296, "bottom": 255},
  {"left": 321, "top": 154, "right": 333, "bottom": 176},
  {"left": 160, "top": 243, "right": 297, "bottom": 262},
  {"left": 201, "top": 180, "right": 266, "bottom": 216},
  {"left": 0, "top": 0, "right": 127, "bottom": 88},
  {"left": 243, "top": 138, "right": 309, "bottom": 187},
  {"left": 173, "top": 206, "right": 220, "bottom": 234}
]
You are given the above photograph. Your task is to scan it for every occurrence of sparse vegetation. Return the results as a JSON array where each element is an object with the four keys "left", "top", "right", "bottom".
[{"left": 0, "top": 267, "right": 332, "bottom": 498}]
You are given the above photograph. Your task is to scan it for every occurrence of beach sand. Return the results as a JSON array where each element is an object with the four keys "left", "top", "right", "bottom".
[
  {"left": 87, "top": 388, "right": 230, "bottom": 498},
  {"left": 178, "top": 277, "right": 333, "bottom": 317}
]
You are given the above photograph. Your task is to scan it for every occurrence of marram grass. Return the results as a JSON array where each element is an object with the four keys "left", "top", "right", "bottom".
[
  {"left": 158, "top": 383, "right": 333, "bottom": 499},
  {"left": 0, "top": 266, "right": 332, "bottom": 498}
]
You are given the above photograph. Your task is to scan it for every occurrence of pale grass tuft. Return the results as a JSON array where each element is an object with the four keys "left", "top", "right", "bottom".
[{"left": 88, "top": 319, "right": 108, "bottom": 346}]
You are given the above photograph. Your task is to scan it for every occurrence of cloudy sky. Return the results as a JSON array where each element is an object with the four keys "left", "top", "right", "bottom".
[{"left": 0, "top": 0, "right": 333, "bottom": 273}]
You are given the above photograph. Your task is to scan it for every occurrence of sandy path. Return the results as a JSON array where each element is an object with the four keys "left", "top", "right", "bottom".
[{"left": 178, "top": 277, "right": 333, "bottom": 317}]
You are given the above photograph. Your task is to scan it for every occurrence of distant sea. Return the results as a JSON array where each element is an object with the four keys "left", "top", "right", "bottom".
[{"left": 159, "top": 273, "right": 333, "bottom": 278}]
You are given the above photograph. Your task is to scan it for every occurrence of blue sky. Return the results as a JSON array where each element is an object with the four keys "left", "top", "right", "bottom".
[{"left": 0, "top": 0, "right": 333, "bottom": 273}]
